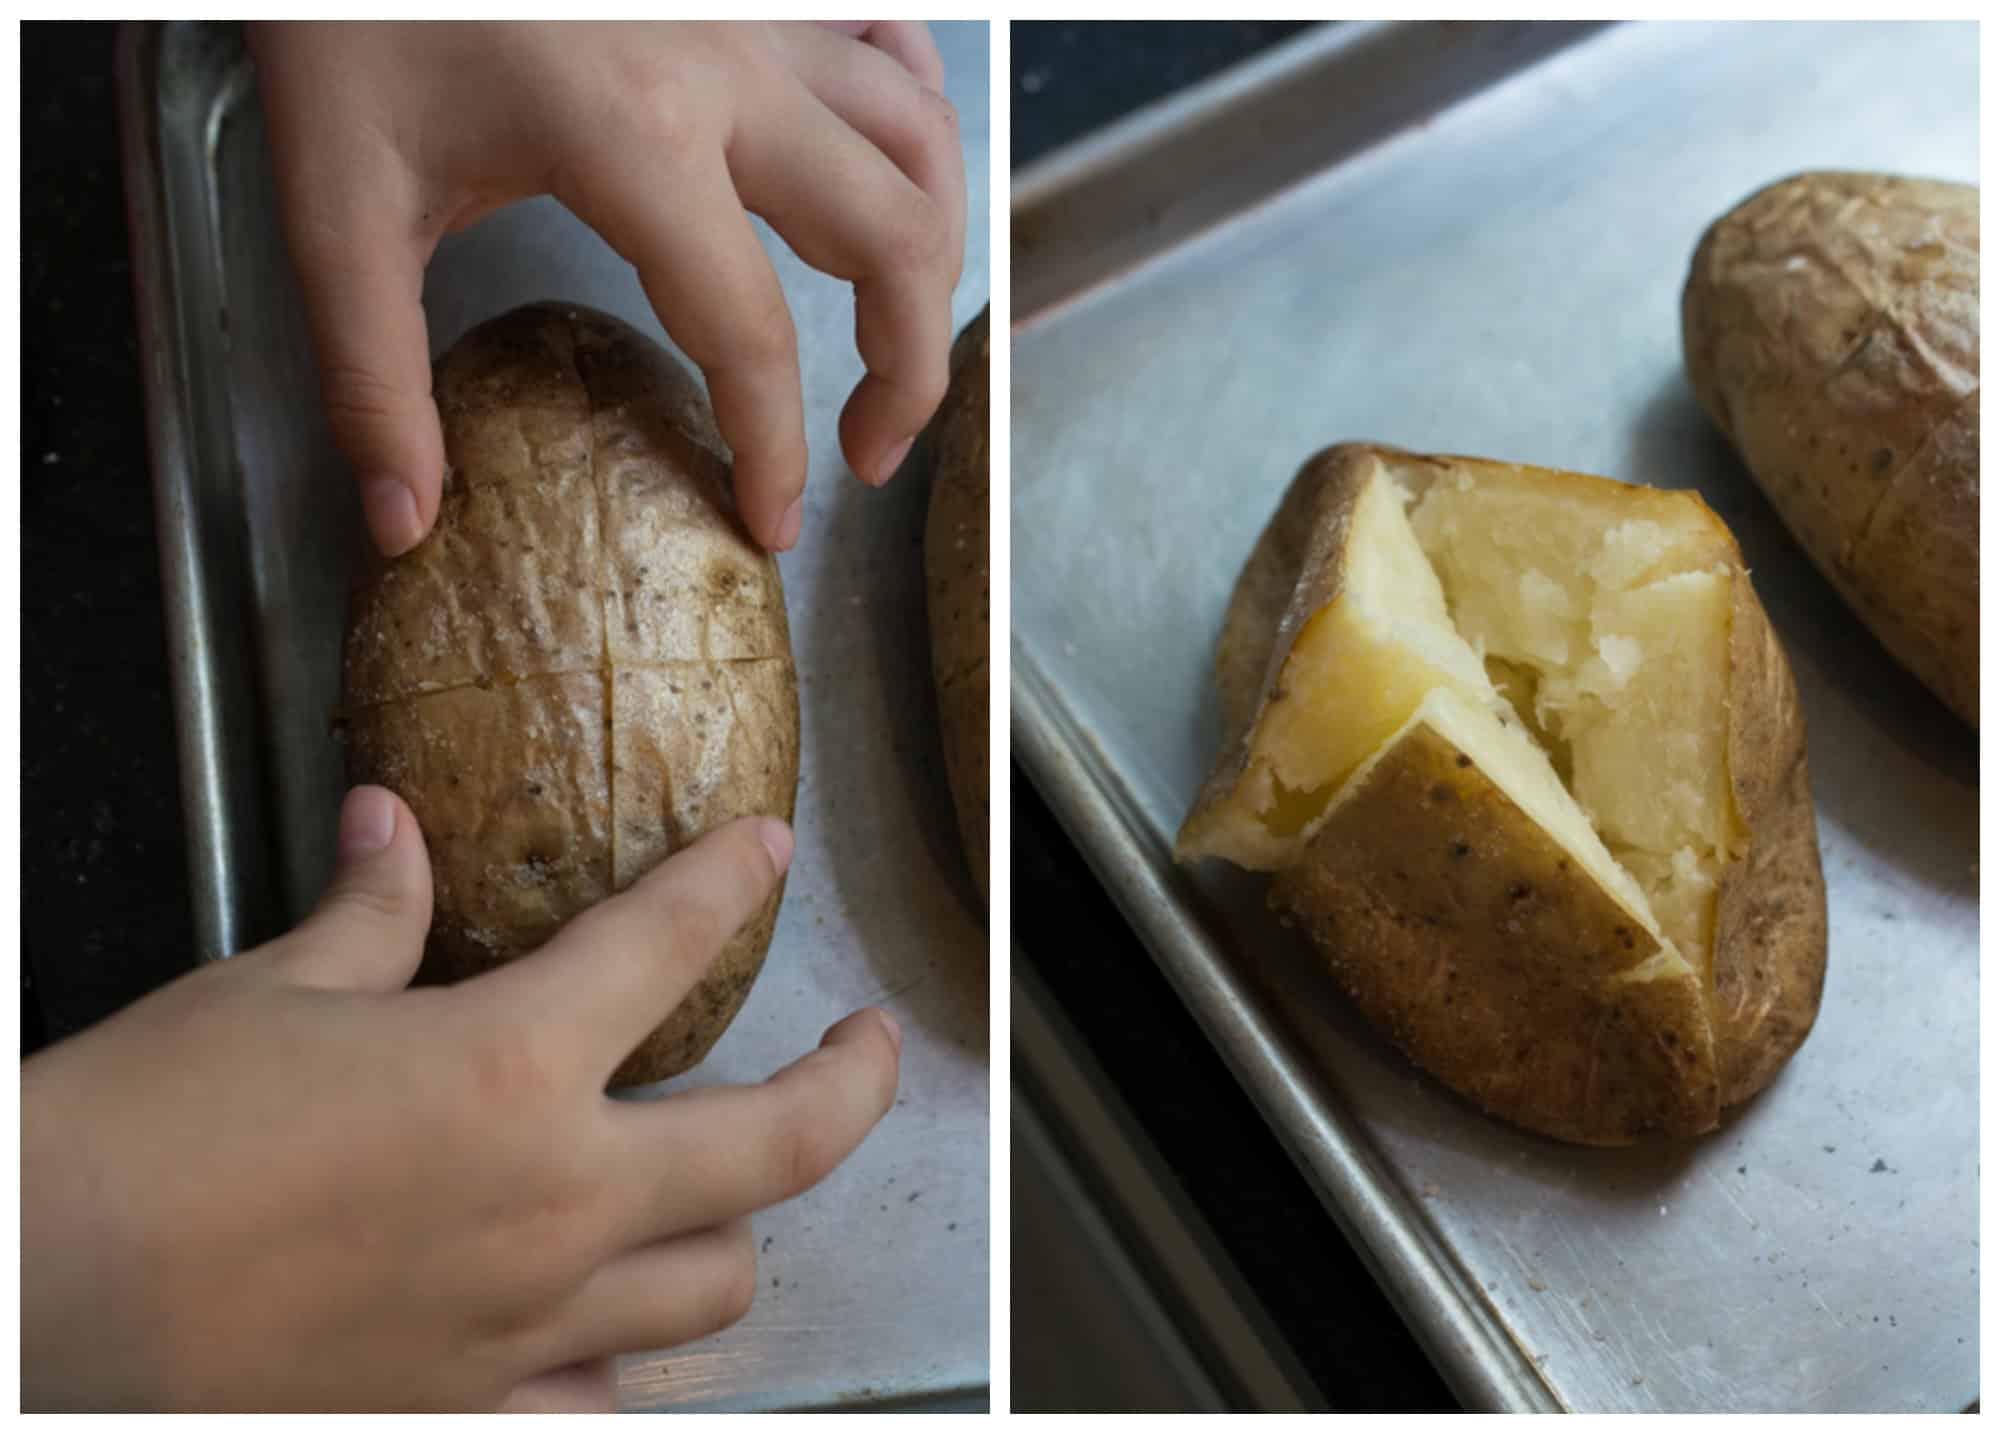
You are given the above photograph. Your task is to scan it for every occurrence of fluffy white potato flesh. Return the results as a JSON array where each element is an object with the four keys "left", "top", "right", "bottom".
[
  {"left": 1410, "top": 470, "right": 1743, "bottom": 972},
  {"left": 1191, "top": 455, "right": 1745, "bottom": 977}
]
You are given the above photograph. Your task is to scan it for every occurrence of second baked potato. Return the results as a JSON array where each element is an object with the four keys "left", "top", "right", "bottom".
[
  {"left": 1682, "top": 170, "right": 1978, "bottom": 725},
  {"left": 1178, "top": 445, "right": 1827, "bottom": 1145},
  {"left": 925, "top": 307, "right": 991, "bottom": 906}
]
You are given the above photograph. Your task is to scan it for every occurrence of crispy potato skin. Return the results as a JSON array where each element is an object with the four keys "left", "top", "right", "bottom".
[
  {"left": 346, "top": 674, "right": 614, "bottom": 982},
  {"left": 345, "top": 303, "right": 799, "bottom": 1087},
  {"left": 1273, "top": 720, "right": 1721, "bottom": 1145},
  {"left": 1194, "top": 445, "right": 1827, "bottom": 1144},
  {"left": 1709, "top": 575, "right": 1828, "bottom": 1106},
  {"left": 1682, "top": 171, "right": 1978, "bottom": 725},
  {"left": 925, "top": 308, "right": 991, "bottom": 905},
  {"left": 608, "top": 661, "right": 798, "bottom": 1081}
]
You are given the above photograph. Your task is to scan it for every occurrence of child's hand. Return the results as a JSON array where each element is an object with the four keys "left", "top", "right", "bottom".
[
  {"left": 21, "top": 788, "right": 900, "bottom": 1411},
  {"left": 248, "top": 21, "right": 966, "bottom": 557}
]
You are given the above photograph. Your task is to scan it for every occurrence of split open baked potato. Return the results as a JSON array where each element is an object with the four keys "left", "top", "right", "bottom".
[{"left": 1178, "top": 445, "right": 1827, "bottom": 1145}]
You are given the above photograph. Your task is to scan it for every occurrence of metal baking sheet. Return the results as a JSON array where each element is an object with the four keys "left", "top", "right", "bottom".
[
  {"left": 1011, "top": 20, "right": 1975, "bottom": 1414},
  {"left": 120, "top": 20, "right": 989, "bottom": 1412}
]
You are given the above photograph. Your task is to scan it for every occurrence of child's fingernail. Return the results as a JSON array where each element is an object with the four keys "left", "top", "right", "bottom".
[
  {"left": 775, "top": 497, "right": 803, "bottom": 550},
  {"left": 872, "top": 436, "right": 914, "bottom": 486},
  {"left": 877, "top": 1008, "right": 902, "bottom": 1054},
  {"left": 755, "top": 818, "right": 794, "bottom": 878},
  {"left": 362, "top": 478, "right": 424, "bottom": 555},
  {"left": 338, "top": 785, "right": 398, "bottom": 856}
]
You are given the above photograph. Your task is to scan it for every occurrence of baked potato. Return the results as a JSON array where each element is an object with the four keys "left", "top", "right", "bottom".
[
  {"left": 1177, "top": 445, "right": 1827, "bottom": 1145},
  {"left": 344, "top": 302, "right": 800, "bottom": 1087},
  {"left": 1682, "top": 170, "right": 1978, "bottom": 725},
  {"left": 925, "top": 307, "right": 990, "bottom": 905}
]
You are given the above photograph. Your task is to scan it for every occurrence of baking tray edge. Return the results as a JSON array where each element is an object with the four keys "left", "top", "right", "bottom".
[
  {"left": 1013, "top": 648, "right": 1557, "bottom": 1413},
  {"left": 118, "top": 18, "right": 283, "bottom": 963}
]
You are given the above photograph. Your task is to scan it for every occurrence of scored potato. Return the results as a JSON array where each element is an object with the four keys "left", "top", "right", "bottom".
[
  {"left": 925, "top": 307, "right": 991, "bottom": 906},
  {"left": 345, "top": 303, "right": 799, "bottom": 1087},
  {"left": 1682, "top": 170, "right": 1978, "bottom": 725},
  {"left": 1178, "top": 445, "right": 1827, "bottom": 1145}
]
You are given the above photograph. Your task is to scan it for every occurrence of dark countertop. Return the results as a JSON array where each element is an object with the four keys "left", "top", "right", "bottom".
[
  {"left": 22, "top": 18, "right": 1450, "bottom": 1413},
  {"left": 23, "top": 20, "right": 197, "bottom": 1054},
  {"left": 1011, "top": 22, "right": 1454, "bottom": 1413}
]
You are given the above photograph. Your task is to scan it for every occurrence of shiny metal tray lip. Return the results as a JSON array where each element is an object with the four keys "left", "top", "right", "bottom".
[
  {"left": 119, "top": 18, "right": 990, "bottom": 1413},
  {"left": 1013, "top": 659, "right": 1551, "bottom": 1413},
  {"left": 119, "top": 19, "right": 280, "bottom": 964},
  {"left": 1009, "top": 19, "right": 1975, "bottom": 1414}
]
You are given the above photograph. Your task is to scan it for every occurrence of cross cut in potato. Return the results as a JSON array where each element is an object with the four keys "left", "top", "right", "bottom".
[{"left": 345, "top": 304, "right": 799, "bottom": 1088}]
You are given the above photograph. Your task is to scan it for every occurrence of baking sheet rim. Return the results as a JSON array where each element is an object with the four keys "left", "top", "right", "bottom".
[{"left": 1013, "top": 647, "right": 1560, "bottom": 1412}]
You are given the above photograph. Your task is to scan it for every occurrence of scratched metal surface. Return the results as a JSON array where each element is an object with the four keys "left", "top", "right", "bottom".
[
  {"left": 1011, "top": 20, "right": 1976, "bottom": 1413},
  {"left": 124, "top": 21, "right": 989, "bottom": 1412}
]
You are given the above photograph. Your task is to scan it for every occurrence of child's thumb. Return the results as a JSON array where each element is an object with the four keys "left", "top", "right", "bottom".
[{"left": 275, "top": 785, "right": 435, "bottom": 992}]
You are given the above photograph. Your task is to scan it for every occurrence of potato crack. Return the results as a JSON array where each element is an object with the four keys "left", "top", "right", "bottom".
[
  {"left": 1223, "top": 462, "right": 1736, "bottom": 978},
  {"left": 339, "top": 660, "right": 790, "bottom": 721},
  {"left": 1407, "top": 484, "right": 1736, "bottom": 975},
  {"left": 1841, "top": 382, "right": 1978, "bottom": 573},
  {"left": 571, "top": 312, "right": 618, "bottom": 895}
]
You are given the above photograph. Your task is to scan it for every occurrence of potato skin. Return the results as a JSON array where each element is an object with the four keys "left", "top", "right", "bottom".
[
  {"left": 346, "top": 675, "right": 613, "bottom": 984},
  {"left": 925, "top": 308, "right": 990, "bottom": 905},
  {"left": 1199, "top": 445, "right": 1827, "bottom": 1144},
  {"left": 1682, "top": 171, "right": 1978, "bottom": 725},
  {"left": 345, "top": 303, "right": 799, "bottom": 1087},
  {"left": 1274, "top": 718, "right": 1722, "bottom": 1145},
  {"left": 1709, "top": 575, "right": 1827, "bottom": 1107}
]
